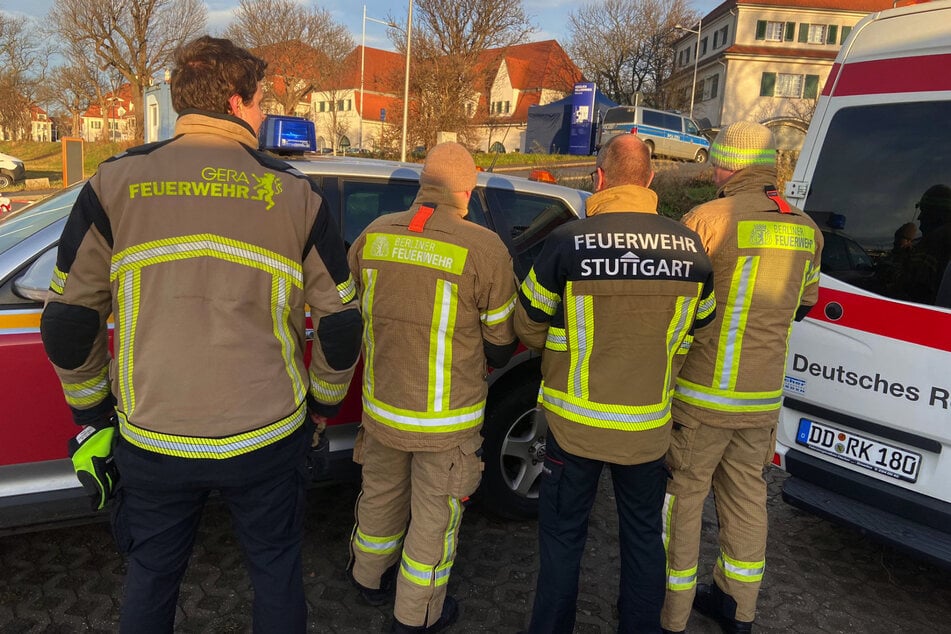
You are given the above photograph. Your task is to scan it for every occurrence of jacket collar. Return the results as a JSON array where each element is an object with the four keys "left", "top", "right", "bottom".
[
  {"left": 174, "top": 110, "right": 259, "bottom": 148},
  {"left": 718, "top": 165, "right": 779, "bottom": 198},
  {"left": 585, "top": 184, "right": 659, "bottom": 217},
  {"left": 410, "top": 184, "right": 470, "bottom": 219}
]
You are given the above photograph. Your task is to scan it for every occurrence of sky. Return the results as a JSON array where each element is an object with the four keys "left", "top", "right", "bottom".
[{"left": 2, "top": 0, "right": 722, "bottom": 51}]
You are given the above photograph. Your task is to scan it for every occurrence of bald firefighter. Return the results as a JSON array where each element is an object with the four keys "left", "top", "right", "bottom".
[
  {"left": 661, "top": 122, "right": 823, "bottom": 634},
  {"left": 518, "top": 134, "right": 716, "bottom": 633},
  {"left": 347, "top": 142, "right": 518, "bottom": 633}
]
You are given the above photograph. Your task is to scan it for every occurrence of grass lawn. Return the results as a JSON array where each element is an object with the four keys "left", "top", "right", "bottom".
[{"left": 0, "top": 140, "right": 126, "bottom": 191}]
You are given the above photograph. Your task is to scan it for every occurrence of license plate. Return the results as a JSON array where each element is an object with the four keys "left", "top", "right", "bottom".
[{"left": 796, "top": 418, "right": 921, "bottom": 483}]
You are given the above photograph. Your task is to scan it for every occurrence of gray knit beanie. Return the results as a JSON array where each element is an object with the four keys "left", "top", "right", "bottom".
[
  {"left": 710, "top": 121, "right": 777, "bottom": 171},
  {"left": 419, "top": 142, "right": 478, "bottom": 192}
]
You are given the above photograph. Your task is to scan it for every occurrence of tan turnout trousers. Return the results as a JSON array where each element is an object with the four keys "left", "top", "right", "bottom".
[
  {"left": 661, "top": 423, "right": 776, "bottom": 630},
  {"left": 349, "top": 427, "right": 481, "bottom": 627}
]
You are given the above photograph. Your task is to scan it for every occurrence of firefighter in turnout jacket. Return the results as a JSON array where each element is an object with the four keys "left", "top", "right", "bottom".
[
  {"left": 661, "top": 122, "right": 823, "bottom": 634},
  {"left": 517, "top": 134, "right": 716, "bottom": 634},
  {"left": 39, "top": 37, "right": 362, "bottom": 633},
  {"left": 347, "top": 142, "right": 518, "bottom": 633}
]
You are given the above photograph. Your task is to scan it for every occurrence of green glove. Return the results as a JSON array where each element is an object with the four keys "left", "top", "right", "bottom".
[{"left": 68, "top": 424, "right": 119, "bottom": 511}]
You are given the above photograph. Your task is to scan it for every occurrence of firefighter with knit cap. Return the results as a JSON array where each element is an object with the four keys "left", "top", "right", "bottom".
[
  {"left": 660, "top": 122, "right": 822, "bottom": 634},
  {"left": 347, "top": 142, "right": 518, "bottom": 633}
]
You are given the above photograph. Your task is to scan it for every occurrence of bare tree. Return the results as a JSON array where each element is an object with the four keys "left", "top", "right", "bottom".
[
  {"left": 224, "top": 0, "right": 353, "bottom": 117},
  {"left": 388, "top": 0, "right": 534, "bottom": 148},
  {"left": 566, "top": 0, "right": 695, "bottom": 107},
  {"left": 48, "top": 0, "right": 207, "bottom": 141},
  {"left": 0, "top": 14, "right": 51, "bottom": 140}
]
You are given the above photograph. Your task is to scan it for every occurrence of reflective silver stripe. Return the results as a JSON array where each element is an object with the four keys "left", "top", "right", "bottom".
[
  {"left": 400, "top": 559, "right": 434, "bottom": 584},
  {"left": 276, "top": 276, "right": 305, "bottom": 402},
  {"left": 667, "top": 570, "right": 698, "bottom": 587},
  {"left": 354, "top": 531, "right": 404, "bottom": 554},
  {"left": 309, "top": 371, "right": 349, "bottom": 403},
  {"left": 337, "top": 276, "right": 357, "bottom": 303},
  {"left": 717, "top": 257, "right": 755, "bottom": 389},
  {"left": 674, "top": 382, "right": 782, "bottom": 408},
  {"left": 482, "top": 294, "right": 516, "bottom": 325},
  {"left": 542, "top": 390, "right": 671, "bottom": 425},
  {"left": 431, "top": 280, "right": 456, "bottom": 413},
  {"left": 362, "top": 395, "right": 484, "bottom": 429},
  {"left": 718, "top": 552, "right": 766, "bottom": 581},
  {"left": 546, "top": 329, "right": 567, "bottom": 349},
  {"left": 62, "top": 367, "right": 110, "bottom": 407},
  {"left": 521, "top": 272, "right": 559, "bottom": 315}
]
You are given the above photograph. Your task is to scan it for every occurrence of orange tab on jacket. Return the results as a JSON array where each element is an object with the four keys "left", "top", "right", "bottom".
[
  {"left": 409, "top": 204, "right": 436, "bottom": 232},
  {"left": 764, "top": 186, "right": 791, "bottom": 213}
]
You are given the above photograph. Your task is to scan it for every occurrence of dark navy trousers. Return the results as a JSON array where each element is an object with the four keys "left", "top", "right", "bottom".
[
  {"left": 111, "top": 425, "right": 310, "bottom": 633},
  {"left": 528, "top": 432, "right": 667, "bottom": 634}
]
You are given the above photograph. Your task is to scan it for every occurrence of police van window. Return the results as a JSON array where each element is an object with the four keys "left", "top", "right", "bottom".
[
  {"left": 642, "top": 110, "right": 665, "bottom": 128},
  {"left": 483, "top": 189, "right": 574, "bottom": 279},
  {"left": 603, "top": 107, "right": 636, "bottom": 124},
  {"left": 663, "top": 113, "right": 683, "bottom": 132},
  {"left": 803, "top": 100, "right": 951, "bottom": 306},
  {"left": 341, "top": 179, "right": 419, "bottom": 246},
  {"left": 685, "top": 119, "right": 699, "bottom": 136}
]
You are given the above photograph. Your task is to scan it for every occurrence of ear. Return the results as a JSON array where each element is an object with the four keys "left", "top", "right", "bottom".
[
  {"left": 227, "top": 93, "right": 244, "bottom": 116},
  {"left": 647, "top": 170, "right": 655, "bottom": 188}
]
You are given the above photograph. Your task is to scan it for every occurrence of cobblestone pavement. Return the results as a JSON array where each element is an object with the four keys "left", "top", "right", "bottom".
[{"left": 1, "top": 468, "right": 949, "bottom": 633}]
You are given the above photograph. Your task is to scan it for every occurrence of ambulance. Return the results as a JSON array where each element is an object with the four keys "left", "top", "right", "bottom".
[{"left": 779, "top": 0, "right": 951, "bottom": 568}]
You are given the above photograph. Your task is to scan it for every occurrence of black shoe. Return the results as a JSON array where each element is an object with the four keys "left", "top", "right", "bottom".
[
  {"left": 390, "top": 595, "right": 459, "bottom": 633},
  {"left": 693, "top": 583, "right": 753, "bottom": 634},
  {"left": 347, "top": 563, "right": 397, "bottom": 607}
]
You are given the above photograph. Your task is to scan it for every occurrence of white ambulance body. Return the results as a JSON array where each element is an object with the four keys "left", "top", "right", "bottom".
[{"left": 779, "top": 0, "right": 951, "bottom": 568}]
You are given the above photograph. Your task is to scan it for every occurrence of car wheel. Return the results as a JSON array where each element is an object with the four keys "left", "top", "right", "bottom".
[
  {"left": 644, "top": 140, "right": 655, "bottom": 156},
  {"left": 0, "top": 174, "right": 13, "bottom": 189},
  {"left": 479, "top": 372, "right": 547, "bottom": 520},
  {"left": 694, "top": 149, "right": 708, "bottom": 164}
]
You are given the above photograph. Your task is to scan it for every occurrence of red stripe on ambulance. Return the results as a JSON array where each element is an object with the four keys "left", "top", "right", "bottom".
[{"left": 823, "top": 54, "right": 951, "bottom": 96}]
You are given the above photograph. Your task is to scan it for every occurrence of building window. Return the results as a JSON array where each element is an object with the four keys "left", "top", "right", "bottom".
[
  {"left": 713, "top": 25, "right": 729, "bottom": 49},
  {"left": 504, "top": 101, "right": 511, "bottom": 114},
  {"left": 799, "top": 23, "right": 838, "bottom": 45},
  {"left": 702, "top": 74, "right": 719, "bottom": 101},
  {"left": 700, "top": 37, "right": 708, "bottom": 55},
  {"left": 757, "top": 21, "right": 796, "bottom": 42},
  {"left": 760, "top": 72, "right": 821, "bottom": 99},
  {"left": 840, "top": 25, "right": 852, "bottom": 44}
]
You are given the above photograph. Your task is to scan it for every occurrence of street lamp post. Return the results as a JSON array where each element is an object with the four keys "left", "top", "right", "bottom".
[
  {"left": 361, "top": 6, "right": 396, "bottom": 152},
  {"left": 675, "top": 18, "right": 702, "bottom": 119},
  {"left": 399, "top": 0, "right": 413, "bottom": 163}
]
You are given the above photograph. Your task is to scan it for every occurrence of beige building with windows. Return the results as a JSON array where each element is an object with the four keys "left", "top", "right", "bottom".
[{"left": 668, "top": 0, "right": 893, "bottom": 149}]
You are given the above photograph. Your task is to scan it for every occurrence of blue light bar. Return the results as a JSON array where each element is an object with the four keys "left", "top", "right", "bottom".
[{"left": 259, "top": 115, "right": 316, "bottom": 154}]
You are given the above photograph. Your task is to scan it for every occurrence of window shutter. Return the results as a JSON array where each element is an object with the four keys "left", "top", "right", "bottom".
[
  {"left": 760, "top": 72, "right": 776, "bottom": 97},
  {"left": 804, "top": 75, "right": 820, "bottom": 99},
  {"left": 785, "top": 22, "right": 795, "bottom": 41},
  {"left": 841, "top": 25, "right": 852, "bottom": 44},
  {"left": 827, "top": 25, "right": 838, "bottom": 44},
  {"left": 714, "top": 31, "right": 719, "bottom": 47},
  {"left": 756, "top": 20, "right": 766, "bottom": 40},
  {"left": 711, "top": 75, "right": 719, "bottom": 99},
  {"left": 799, "top": 23, "right": 809, "bottom": 43}
]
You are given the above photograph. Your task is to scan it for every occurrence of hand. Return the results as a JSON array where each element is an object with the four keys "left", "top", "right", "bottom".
[{"left": 68, "top": 423, "right": 119, "bottom": 511}]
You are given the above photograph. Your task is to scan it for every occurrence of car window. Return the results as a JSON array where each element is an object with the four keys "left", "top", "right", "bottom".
[
  {"left": 483, "top": 188, "right": 575, "bottom": 279},
  {"left": 804, "top": 100, "right": 951, "bottom": 306},
  {"left": 341, "top": 179, "right": 420, "bottom": 246},
  {"left": 685, "top": 119, "right": 700, "bottom": 136},
  {"left": 642, "top": 110, "right": 664, "bottom": 128},
  {"left": 0, "top": 184, "right": 81, "bottom": 255},
  {"left": 663, "top": 113, "right": 683, "bottom": 132}
]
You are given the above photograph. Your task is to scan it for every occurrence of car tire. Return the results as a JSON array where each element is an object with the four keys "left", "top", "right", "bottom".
[
  {"left": 0, "top": 174, "right": 13, "bottom": 189},
  {"left": 479, "top": 369, "right": 547, "bottom": 520},
  {"left": 694, "top": 149, "right": 708, "bottom": 164}
]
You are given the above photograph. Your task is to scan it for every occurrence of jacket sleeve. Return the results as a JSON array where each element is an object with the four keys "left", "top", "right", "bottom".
[
  {"left": 800, "top": 223, "right": 824, "bottom": 308},
  {"left": 478, "top": 238, "right": 519, "bottom": 368},
  {"left": 303, "top": 196, "right": 362, "bottom": 418},
  {"left": 514, "top": 230, "right": 566, "bottom": 351},
  {"left": 39, "top": 179, "right": 116, "bottom": 426}
]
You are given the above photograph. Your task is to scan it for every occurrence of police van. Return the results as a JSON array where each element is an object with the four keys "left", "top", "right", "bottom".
[
  {"left": 778, "top": 0, "right": 951, "bottom": 568},
  {"left": 596, "top": 105, "right": 710, "bottom": 163}
]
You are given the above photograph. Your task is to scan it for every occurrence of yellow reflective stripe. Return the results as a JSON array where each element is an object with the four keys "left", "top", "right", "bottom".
[
  {"left": 363, "top": 394, "right": 484, "bottom": 433},
  {"left": 717, "top": 551, "right": 765, "bottom": 583},
  {"left": 545, "top": 326, "right": 567, "bottom": 351},
  {"left": 308, "top": 370, "right": 349, "bottom": 404},
  {"left": 401, "top": 551, "right": 435, "bottom": 587},
  {"left": 62, "top": 366, "right": 110, "bottom": 408},
  {"left": 115, "top": 268, "right": 141, "bottom": 413},
  {"left": 697, "top": 289, "right": 716, "bottom": 321},
  {"left": 354, "top": 527, "right": 405, "bottom": 555},
  {"left": 665, "top": 295, "right": 697, "bottom": 397},
  {"left": 361, "top": 269, "right": 378, "bottom": 397},
  {"left": 481, "top": 293, "right": 516, "bottom": 326},
  {"left": 565, "top": 283, "right": 593, "bottom": 400},
  {"left": 111, "top": 234, "right": 303, "bottom": 288},
  {"left": 737, "top": 221, "right": 816, "bottom": 252},
  {"left": 806, "top": 260, "right": 820, "bottom": 286},
  {"left": 710, "top": 144, "right": 776, "bottom": 166},
  {"left": 118, "top": 403, "right": 306, "bottom": 459},
  {"left": 428, "top": 280, "right": 458, "bottom": 413},
  {"left": 667, "top": 565, "right": 698, "bottom": 591},
  {"left": 674, "top": 378, "right": 782, "bottom": 412},
  {"left": 437, "top": 496, "right": 462, "bottom": 586},
  {"left": 337, "top": 275, "right": 357, "bottom": 304},
  {"left": 541, "top": 385, "right": 670, "bottom": 431},
  {"left": 677, "top": 333, "right": 694, "bottom": 356},
  {"left": 50, "top": 266, "right": 66, "bottom": 295},
  {"left": 662, "top": 492, "right": 674, "bottom": 553},
  {"left": 521, "top": 269, "right": 560, "bottom": 316},
  {"left": 275, "top": 275, "right": 305, "bottom": 404},
  {"left": 361, "top": 232, "right": 468, "bottom": 275},
  {"left": 714, "top": 256, "right": 757, "bottom": 391}
]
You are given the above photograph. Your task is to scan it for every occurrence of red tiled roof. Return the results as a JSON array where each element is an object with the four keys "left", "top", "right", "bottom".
[
  {"left": 326, "top": 46, "right": 404, "bottom": 93},
  {"left": 489, "top": 40, "right": 583, "bottom": 92}
]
